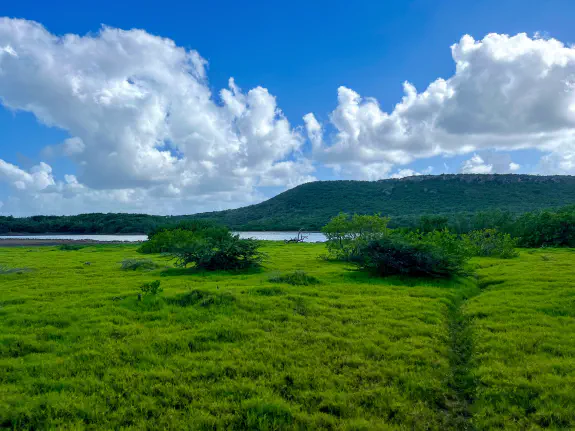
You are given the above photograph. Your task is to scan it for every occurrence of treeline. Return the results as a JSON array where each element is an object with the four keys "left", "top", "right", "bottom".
[
  {"left": 1, "top": 206, "right": 575, "bottom": 247},
  {"left": 0, "top": 213, "right": 184, "bottom": 234},
  {"left": 410, "top": 206, "right": 575, "bottom": 247}
]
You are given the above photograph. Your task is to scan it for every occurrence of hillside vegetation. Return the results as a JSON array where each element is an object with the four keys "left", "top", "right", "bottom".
[{"left": 1, "top": 174, "right": 575, "bottom": 233}]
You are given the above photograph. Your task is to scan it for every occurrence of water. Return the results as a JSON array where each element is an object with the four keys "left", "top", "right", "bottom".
[{"left": 0, "top": 231, "right": 327, "bottom": 243}]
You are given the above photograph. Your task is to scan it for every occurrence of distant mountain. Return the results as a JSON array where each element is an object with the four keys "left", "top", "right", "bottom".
[
  {"left": 1, "top": 174, "right": 575, "bottom": 233},
  {"left": 190, "top": 174, "right": 575, "bottom": 230}
]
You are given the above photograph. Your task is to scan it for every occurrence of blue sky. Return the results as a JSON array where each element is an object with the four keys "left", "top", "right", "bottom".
[{"left": 1, "top": 0, "right": 575, "bottom": 215}]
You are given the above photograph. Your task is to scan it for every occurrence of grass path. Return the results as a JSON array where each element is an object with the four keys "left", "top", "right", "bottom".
[{"left": 443, "top": 285, "right": 481, "bottom": 430}]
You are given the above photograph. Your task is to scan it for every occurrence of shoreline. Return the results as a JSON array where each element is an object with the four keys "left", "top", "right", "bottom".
[{"left": 0, "top": 238, "right": 141, "bottom": 247}]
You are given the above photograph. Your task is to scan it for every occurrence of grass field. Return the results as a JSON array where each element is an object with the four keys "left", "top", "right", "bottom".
[{"left": 0, "top": 243, "right": 573, "bottom": 429}]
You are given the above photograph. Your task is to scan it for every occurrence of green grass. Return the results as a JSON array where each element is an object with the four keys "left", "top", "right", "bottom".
[
  {"left": 0, "top": 244, "right": 573, "bottom": 429},
  {"left": 466, "top": 249, "right": 575, "bottom": 430}
]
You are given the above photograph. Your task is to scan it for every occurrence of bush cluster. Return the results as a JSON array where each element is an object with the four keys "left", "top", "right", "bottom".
[
  {"left": 120, "top": 258, "right": 158, "bottom": 271},
  {"left": 464, "top": 229, "right": 518, "bottom": 258},
  {"left": 58, "top": 244, "right": 85, "bottom": 251},
  {"left": 268, "top": 271, "right": 320, "bottom": 286},
  {"left": 323, "top": 213, "right": 521, "bottom": 279},
  {"left": 351, "top": 236, "right": 467, "bottom": 278},
  {"left": 139, "top": 280, "right": 162, "bottom": 296},
  {"left": 139, "top": 221, "right": 264, "bottom": 271},
  {"left": 321, "top": 213, "right": 390, "bottom": 260}
]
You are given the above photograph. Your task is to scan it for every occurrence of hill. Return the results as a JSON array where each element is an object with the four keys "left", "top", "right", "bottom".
[
  {"left": 1, "top": 174, "right": 575, "bottom": 233},
  {"left": 191, "top": 174, "right": 575, "bottom": 230}
]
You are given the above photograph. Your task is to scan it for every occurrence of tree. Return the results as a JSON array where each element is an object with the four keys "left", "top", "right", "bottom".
[
  {"left": 322, "top": 213, "right": 390, "bottom": 260},
  {"left": 138, "top": 221, "right": 265, "bottom": 271}
]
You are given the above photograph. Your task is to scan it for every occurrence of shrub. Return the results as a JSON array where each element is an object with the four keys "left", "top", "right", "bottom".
[
  {"left": 352, "top": 236, "right": 467, "bottom": 278},
  {"left": 120, "top": 258, "right": 158, "bottom": 271},
  {"left": 58, "top": 244, "right": 85, "bottom": 251},
  {"left": 514, "top": 207, "right": 575, "bottom": 248},
  {"left": 139, "top": 280, "right": 163, "bottom": 295},
  {"left": 402, "top": 229, "right": 472, "bottom": 259},
  {"left": 0, "top": 264, "right": 31, "bottom": 274},
  {"left": 463, "top": 229, "right": 518, "bottom": 258},
  {"left": 139, "top": 221, "right": 265, "bottom": 271},
  {"left": 171, "top": 236, "right": 264, "bottom": 270},
  {"left": 322, "top": 213, "right": 390, "bottom": 260},
  {"left": 268, "top": 271, "right": 320, "bottom": 286}
]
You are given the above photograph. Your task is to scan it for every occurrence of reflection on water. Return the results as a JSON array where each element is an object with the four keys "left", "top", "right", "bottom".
[{"left": 0, "top": 231, "right": 327, "bottom": 243}]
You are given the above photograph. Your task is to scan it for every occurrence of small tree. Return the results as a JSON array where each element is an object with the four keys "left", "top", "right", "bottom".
[
  {"left": 322, "top": 213, "right": 390, "bottom": 260},
  {"left": 139, "top": 221, "right": 265, "bottom": 271}
]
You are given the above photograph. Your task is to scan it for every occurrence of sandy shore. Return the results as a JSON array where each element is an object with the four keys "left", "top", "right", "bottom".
[{"left": 0, "top": 238, "right": 140, "bottom": 247}]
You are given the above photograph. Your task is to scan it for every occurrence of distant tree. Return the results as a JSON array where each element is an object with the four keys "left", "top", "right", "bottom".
[{"left": 418, "top": 215, "right": 449, "bottom": 232}]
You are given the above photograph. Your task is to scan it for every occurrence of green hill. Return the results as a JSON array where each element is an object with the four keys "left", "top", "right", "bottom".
[
  {"left": 1, "top": 174, "right": 575, "bottom": 233},
  {"left": 191, "top": 174, "right": 575, "bottom": 230}
]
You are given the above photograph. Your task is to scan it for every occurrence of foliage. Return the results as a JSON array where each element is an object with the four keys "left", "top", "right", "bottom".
[
  {"left": 463, "top": 229, "right": 519, "bottom": 258},
  {"left": 170, "top": 235, "right": 264, "bottom": 271},
  {"left": 403, "top": 228, "right": 518, "bottom": 259},
  {"left": 418, "top": 215, "right": 449, "bottom": 232},
  {"left": 3, "top": 174, "right": 575, "bottom": 232},
  {"left": 139, "top": 280, "right": 162, "bottom": 295},
  {"left": 120, "top": 258, "right": 158, "bottom": 271},
  {"left": 268, "top": 270, "right": 320, "bottom": 285},
  {"left": 140, "top": 221, "right": 264, "bottom": 271},
  {"left": 58, "top": 244, "right": 85, "bottom": 251},
  {"left": 352, "top": 236, "right": 468, "bottom": 278},
  {"left": 322, "top": 213, "right": 390, "bottom": 260},
  {"left": 513, "top": 207, "right": 575, "bottom": 247},
  {"left": 402, "top": 229, "right": 472, "bottom": 259},
  {"left": 0, "top": 243, "right": 573, "bottom": 429}
]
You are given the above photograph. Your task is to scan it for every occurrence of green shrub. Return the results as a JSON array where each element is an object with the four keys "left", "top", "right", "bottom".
[
  {"left": 139, "top": 280, "right": 163, "bottom": 296},
  {"left": 322, "top": 213, "right": 390, "bottom": 260},
  {"left": 120, "top": 258, "right": 158, "bottom": 271},
  {"left": 139, "top": 221, "right": 264, "bottom": 271},
  {"left": 0, "top": 264, "right": 31, "bottom": 274},
  {"left": 402, "top": 229, "right": 472, "bottom": 259},
  {"left": 268, "top": 270, "right": 320, "bottom": 286},
  {"left": 514, "top": 207, "right": 575, "bottom": 247},
  {"left": 58, "top": 244, "right": 85, "bottom": 251},
  {"left": 463, "top": 229, "right": 519, "bottom": 258},
  {"left": 352, "top": 236, "right": 467, "bottom": 278}
]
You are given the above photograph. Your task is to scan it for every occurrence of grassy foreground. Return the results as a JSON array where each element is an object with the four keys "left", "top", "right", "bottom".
[
  {"left": 466, "top": 249, "right": 575, "bottom": 429},
  {"left": 0, "top": 243, "right": 573, "bottom": 429}
]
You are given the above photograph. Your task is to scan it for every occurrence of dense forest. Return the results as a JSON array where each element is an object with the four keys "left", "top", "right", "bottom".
[{"left": 1, "top": 174, "right": 575, "bottom": 234}]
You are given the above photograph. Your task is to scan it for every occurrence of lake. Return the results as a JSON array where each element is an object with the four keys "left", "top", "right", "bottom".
[{"left": 0, "top": 231, "right": 327, "bottom": 243}]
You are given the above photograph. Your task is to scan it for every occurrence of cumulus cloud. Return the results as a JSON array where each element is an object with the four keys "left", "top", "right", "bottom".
[
  {"left": 0, "top": 18, "right": 311, "bottom": 215},
  {"left": 389, "top": 166, "right": 434, "bottom": 179},
  {"left": 460, "top": 152, "right": 521, "bottom": 174},
  {"left": 306, "top": 33, "right": 575, "bottom": 177},
  {"left": 3, "top": 22, "right": 575, "bottom": 216},
  {"left": 0, "top": 160, "right": 55, "bottom": 191}
]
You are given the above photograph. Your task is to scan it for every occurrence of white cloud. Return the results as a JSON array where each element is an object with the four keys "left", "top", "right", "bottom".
[
  {"left": 389, "top": 166, "right": 433, "bottom": 179},
  {"left": 0, "top": 18, "right": 312, "bottom": 215},
  {"left": 306, "top": 33, "right": 575, "bottom": 177},
  {"left": 460, "top": 152, "right": 521, "bottom": 174},
  {"left": 460, "top": 154, "right": 494, "bottom": 174},
  {"left": 2, "top": 22, "right": 575, "bottom": 216},
  {"left": 0, "top": 160, "right": 55, "bottom": 191}
]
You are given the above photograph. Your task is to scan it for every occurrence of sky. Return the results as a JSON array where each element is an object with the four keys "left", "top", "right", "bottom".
[{"left": 1, "top": 0, "right": 575, "bottom": 216}]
